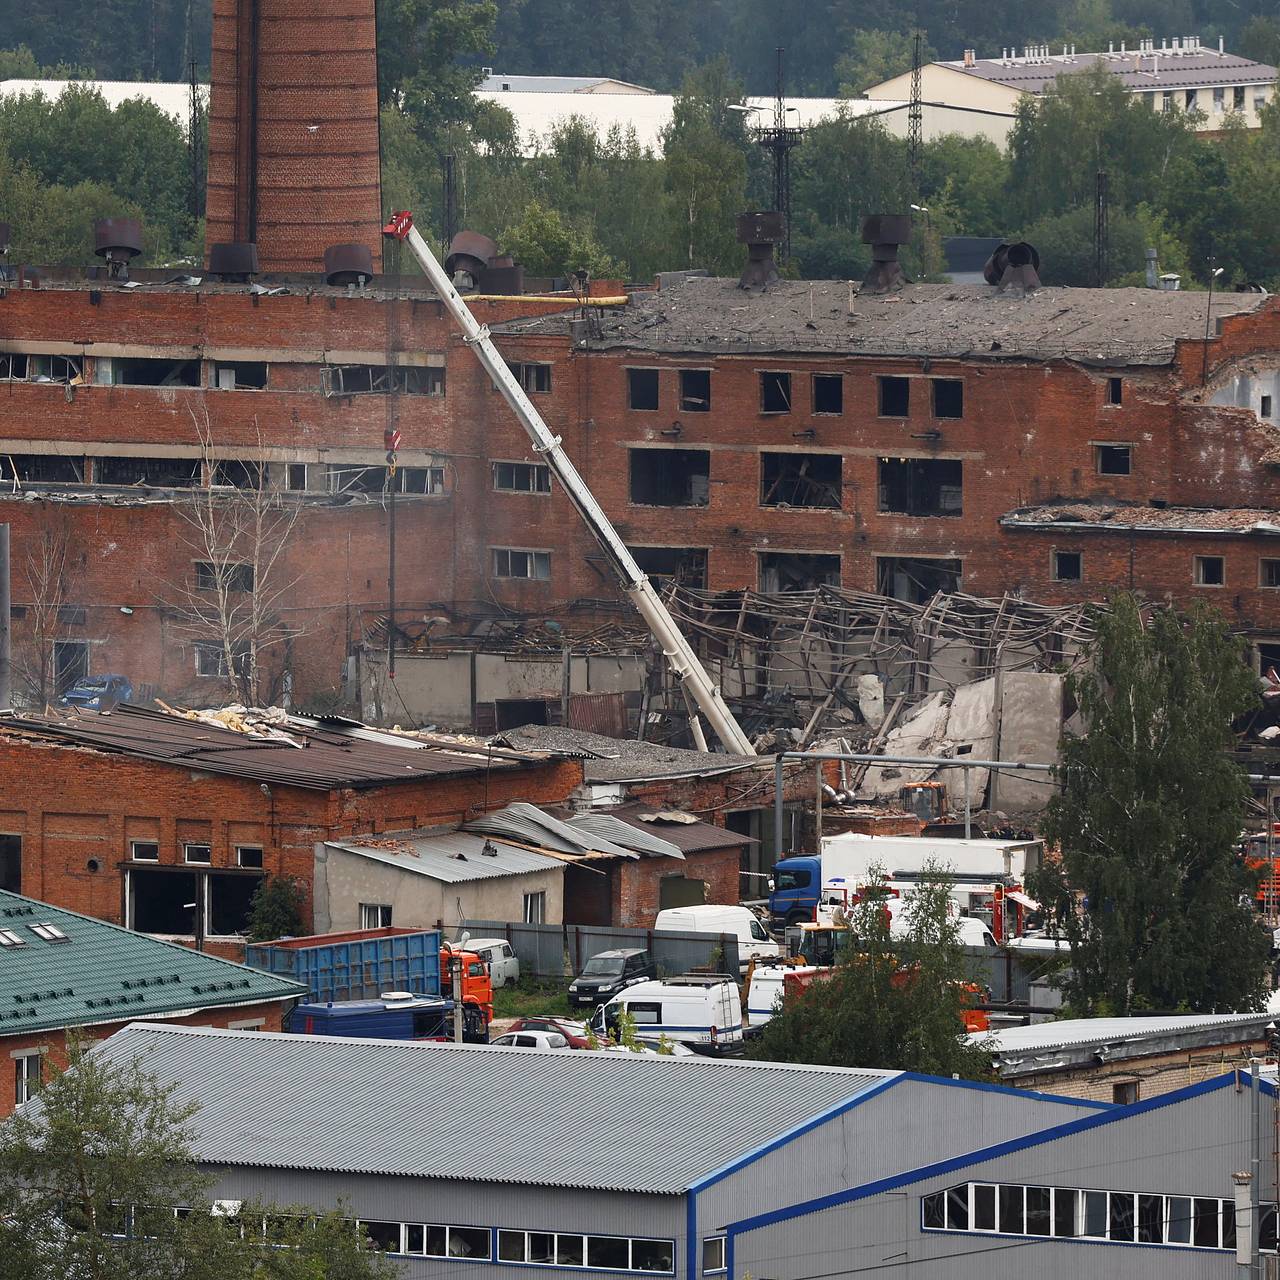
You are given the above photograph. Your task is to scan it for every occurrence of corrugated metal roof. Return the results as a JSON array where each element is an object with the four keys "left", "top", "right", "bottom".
[
  {"left": 948, "top": 48, "right": 1278, "bottom": 93},
  {"left": 93, "top": 1024, "right": 896, "bottom": 1193},
  {"left": 564, "top": 812, "right": 683, "bottom": 859},
  {"left": 464, "top": 803, "right": 642, "bottom": 859},
  {"left": 0, "top": 891, "right": 304, "bottom": 1034},
  {"left": 326, "top": 832, "right": 565, "bottom": 882},
  {"left": 979, "top": 1014, "right": 1274, "bottom": 1054},
  {"left": 614, "top": 808, "right": 757, "bottom": 854},
  {"left": 0, "top": 705, "right": 555, "bottom": 791}
]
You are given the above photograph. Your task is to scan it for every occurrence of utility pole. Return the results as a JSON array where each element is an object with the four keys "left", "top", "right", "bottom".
[{"left": 909, "top": 29, "right": 924, "bottom": 190}]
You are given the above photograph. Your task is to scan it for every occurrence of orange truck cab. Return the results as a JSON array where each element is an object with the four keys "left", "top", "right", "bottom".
[{"left": 441, "top": 944, "right": 495, "bottom": 1032}]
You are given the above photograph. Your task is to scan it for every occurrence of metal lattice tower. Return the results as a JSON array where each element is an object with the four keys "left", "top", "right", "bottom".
[
  {"left": 1094, "top": 169, "right": 1110, "bottom": 287},
  {"left": 908, "top": 30, "right": 924, "bottom": 187},
  {"left": 756, "top": 47, "right": 804, "bottom": 262}
]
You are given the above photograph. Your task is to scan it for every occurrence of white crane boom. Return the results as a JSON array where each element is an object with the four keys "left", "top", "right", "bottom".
[{"left": 383, "top": 212, "right": 755, "bottom": 756}]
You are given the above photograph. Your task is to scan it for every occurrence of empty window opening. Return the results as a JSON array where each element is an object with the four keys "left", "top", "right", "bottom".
[
  {"left": 212, "top": 460, "right": 266, "bottom": 488},
  {"left": 321, "top": 364, "right": 444, "bottom": 397},
  {"left": 95, "top": 456, "right": 200, "bottom": 487},
  {"left": 1113, "top": 1080, "right": 1140, "bottom": 1105},
  {"left": 1194, "top": 555, "right": 1225, "bottom": 586},
  {"left": 877, "top": 556, "right": 962, "bottom": 603},
  {"left": 0, "top": 454, "right": 83, "bottom": 485},
  {"left": 879, "top": 376, "right": 910, "bottom": 417},
  {"left": 286, "top": 463, "right": 308, "bottom": 491},
  {"left": 679, "top": 369, "right": 711, "bottom": 412},
  {"left": 760, "top": 370, "right": 792, "bottom": 413},
  {"left": 194, "top": 643, "right": 249, "bottom": 678},
  {"left": 208, "top": 871, "right": 261, "bottom": 936},
  {"left": 326, "top": 464, "right": 443, "bottom": 495},
  {"left": 107, "top": 357, "right": 200, "bottom": 388},
  {"left": 1053, "top": 551, "right": 1083, "bottom": 582},
  {"left": 493, "top": 548, "right": 551, "bottom": 580},
  {"left": 1095, "top": 444, "right": 1132, "bottom": 476},
  {"left": 931, "top": 378, "right": 964, "bottom": 418},
  {"left": 760, "top": 452, "right": 842, "bottom": 509},
  {"left": 360, "top": 902, "right": 393, "bottom": 930},
  {"left": 195, "top": 562, "right": 254, "bottom": 592},
  {"left": 629, "top": 546, "right": 708, "bottom": 589},
  {"left": 1262, "top": 560, "right": 1280, "bottom": 589},
  {"left": 1, "top": 353, "right": 83, "bottom": 384},
  {"left": 627, "top": 368, "right": 659, "bottom": 410},
  {"left": 0, "top": 834, "right": 20, "bottom": 893},
  {"left": 130, "top": 868, "right": 198, "bottom": 935},
  {"left": 399, "top": 466, "right": 446, "bottom": 494},
  {"left": 1257, "top": 642, "right": 1280, "bottom": 678},
  {"left": 812, "top": 374, "right": 843, "bottom": 414},
  {"left": 878, "top": 458, "right": 962, "bottom": 516},
  {"left": 496, "top": 699, "right": 551, "bottom": 730},
  {"left": 493, "top": 461, "right": 551, "bottom": 493},
  {"left": 53, "top": 640, "right": 88, "bottom": 694},
  {"left": 1107, "top": 377, "right": 1123, "bottom": 405},
  {"left": 213, "top": 361, "right": 268, "bottom": 390},
  {"left": 507, "top": 362, "right": 551, "bottom": 394},
  {"left": 759, "top": 552, "right": 841, "bottom": 593},
  {"left": 236, "top": 846, "right": 264, "bottom": 869},
  {"left": 1262, "top": 395, "right": 1273, "bottom": 419},
  {"left": 630, "top": 448, "right": 710, "bottom": 506}
]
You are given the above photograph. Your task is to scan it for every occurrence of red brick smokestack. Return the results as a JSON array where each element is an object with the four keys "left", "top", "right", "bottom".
[{"left": 206, "top": 0, "right": 383, "bottom": 274}]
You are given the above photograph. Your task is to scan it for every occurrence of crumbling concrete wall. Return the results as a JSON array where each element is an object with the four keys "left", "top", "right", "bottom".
[{"left": 991, "top": 671, "right": 1064, "bottom": 811}]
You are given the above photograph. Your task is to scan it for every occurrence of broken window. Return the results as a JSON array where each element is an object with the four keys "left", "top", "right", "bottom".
[
  {"left": 207, "top": 871, "right": 262, "bottom": 936},
  {"left": 493, "top": 461, "right": 551, "bottom": 493},
  {"left": 106, "top": 357, "right": 200, "bottom": 388},
  {"left": 931, "top": 379, "right": 963, "bottom": 419},
  {"left": 94, "top": 456, "right": 200, "bottom": 487},
  {"left": 812, "top": 374, "right": 843, "bottom": 415},
  {"left": 53, "top": 640, "right": 88, "bottom": 693},
  {"left": 0, "top": 835, "right": 20, "bottom": 893},
  {"left": 878, "top": 458, "right": 962, "bottom": 516},
  {"left": 236, "top": 846, "right": 264, "bottom": 869},
  {"left": 760, "top": 452, "right": 842, "bottom": 508},
  {"left": 286, "top": 463, "right": 308, "bottom": 491},
  {"left": 129, "top": 868, "right": 197, "bottom": 935},
  {"left": 1263, "top": 396, "right": 1273, "bottom": 419},
  {"left": 507, "top": 362, "right": 551, "bottom": 394},
  {"left": 492, "top": 548, "right": 551, "bottom": 580},
  {"left": 879, "top": 376, "right": 910, "bottom": 417},
  {"left": 877, "top": 556, "right": 961, "bottom": 603},
  {"left": 1261, "top": 560, "right": 1280, "bottom": 589},
  {"left": 0, "top": 353, "right": 82, "bottom": 384},
  {"left": 326, "top": 464, "right": 444, "bottom": 495},
  {"left": 321, "top": 364, "right": 444, "bottom": 397},
  {"left": 627, "top": 368, "right": 659, "bottom": 410},
  {"left": 194, "top": 643, "right": 249, "bottom": 678},
  {"left": 629, "top": 546, "right": 708, "bottom": 589},
  {"left": 629, "top": 448, "right": 710, "bottom": 506},
  {"left": 212, "top": 459, "right": 266, "bottom": 488},
  {"left": 1052, "top": 551, "right": 1082, "bottom": 582},
  {"left": 399, "top": 466, "right": 446, "bottom": 494},
  {"left": 758, "top": 552, "right": 841, "bottom": 593},
  {"left": 1095, "top": 445, "right": 1131, "bottom": 476},
  {"left": 195, "top": 562, "right": 254, "bottom": 592},
  {"left": 1107, "top": 377, "right": 1123, "bottom": 405},
  {"left": 0, "top": 454, "right": 83, "bottom": 485},
  {"left": 1194, "top": 555, "right": 1224, "bottom": 586},
  {"left": 760, "top": 371, "right": 792, "bottom": 414},
  {"left": 679, "top": 369, "right": 711, "bottom": 412},
  {"left": 212, "top": 361, "right": 268, "bottom": 390}
]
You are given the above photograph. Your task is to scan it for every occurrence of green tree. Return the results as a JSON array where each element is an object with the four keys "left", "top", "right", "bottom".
[
  {"left": 0, "top": 46, "right": 42, "bottom": 78},
  {"left": 750, "top": 867, "right": 993, "bottom": 1078},
  {"left": 1032, "top": 594, "right": 1268, "bottom": 1015},
  {"left": 245, "top": 873, "right": 307, "bottom": 943},
  {"left": 501, "top": 198, "right": 623, "bottom": 279},
  {"left": 836, "top": 29, "right": 936, "bottom": 97},
  {"left": 1017, "top": 203, "right": 1148, "bottom": 284},
  {"left": 1239, "top": 15, "right": 1280, "bottom": 68}
]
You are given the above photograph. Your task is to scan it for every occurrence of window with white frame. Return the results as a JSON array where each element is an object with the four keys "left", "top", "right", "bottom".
[
  {"left": 493, "top": 461, "right": 551, "bottom": 494},
  {"left": 130, "top": 840, "right": 159, "bottom": 862},
  {"left": 702, "top": 1236, "right": 727, "bottom": 1273},
  {"left": 236, "top": 846, "right": 264, "bottom": 869},
  {"left": 523, "top": 891, "right": 546, "bottom": 924},
  {"left": 360, "top": 903, "right": 392, "bottom": 930},
  {"left": 14, "top": 1050, "right": 42, "bottom": 1106},
  {"left": 496, "top": 1230, "right": 673, "bottom": 1273},
  {"left": 493, "top": 548, "right": 551, "bottom": 581},
  {"left": 183, "top": 843, "right": 212, "bottom": 864}
]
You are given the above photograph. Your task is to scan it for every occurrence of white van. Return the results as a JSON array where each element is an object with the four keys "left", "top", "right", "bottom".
[
  {"left": 590, "top": 976, "right": 744, "bottom": 1054},
  {"left": 743, "top": 963, "right": 824, "bottom": 1028},
  {"left": 459, "top": 936, "right": 520, "bottom": 988},
  {"left": 653, "top": 905, "right": 782, "bottom": 973}
]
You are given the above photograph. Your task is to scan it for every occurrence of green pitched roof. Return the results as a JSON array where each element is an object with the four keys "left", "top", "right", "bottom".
[{"left": 0, "top": 890, "right": 305, "bottom": 1035}]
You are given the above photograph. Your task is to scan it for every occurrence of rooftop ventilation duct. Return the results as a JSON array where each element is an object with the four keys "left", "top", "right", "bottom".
[
  {"left": 983, "top": 241, "right": 1041, "bottom": 294},
  {"left": 323, "top": 243, "right": 375, "bottom": 288},
  {"left": 93, "top": 217, "right": 143, "bottom": 281},
  {"left": 736, "top": 211, "right": 783, "bottom": 291},
  {"left": 208, "top": 241, "right": 260, "bottom": 282},
  {"left": 445, "top": 231, "right": 499, "bottom": 292},
  {"left": 859, "top": 214, "right": 912, "bottom": 294}
]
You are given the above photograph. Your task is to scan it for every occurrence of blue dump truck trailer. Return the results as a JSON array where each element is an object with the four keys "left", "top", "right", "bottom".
[
  {"left": 289, "top": 993, "right": 455, "bottom": 1040},
  {"left": 244, "top": 926, "right": 442, "bottom": 1002}
]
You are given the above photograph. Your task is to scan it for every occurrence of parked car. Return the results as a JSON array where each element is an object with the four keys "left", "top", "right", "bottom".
[
  {"left": 459, "top": 936, "right": 520, "bottom": 988},
  {"left": 591, "top": 975, "right": 744, "bottom": 1055},
  {"left": 489, "top": 1029, "right": 569, "bottom": 1050},
  {"left": 568, "top": 948, "right": 656, "bottom": 1010},
  {"left": 57, "top": 674, "right": 133, "bottom": 711},
  {"left": 507, "top": 1016, "right": 593, "bottom": 1048},
  {"left": 653, "top": 904, "right": 782, "bottom": 974}
]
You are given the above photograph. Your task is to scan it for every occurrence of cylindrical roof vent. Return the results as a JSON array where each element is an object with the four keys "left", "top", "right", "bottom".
[
  {"left": 445, "top": 231, "right": 498, "bottom": 292},
  {"left": 859, "top": 214, "right": 913, "bottom": 294},
  {"left": 324, "top": 243, "right": 375, "bottom": 287},
  {"left": 209, "top": 241, "right": 260, "bottom": 281},
  {"left": 736, "top": 211, "right": 784, "bottom": 291},
  {"left": 93, "top": 217, "right": 144, "bottom": 280}
]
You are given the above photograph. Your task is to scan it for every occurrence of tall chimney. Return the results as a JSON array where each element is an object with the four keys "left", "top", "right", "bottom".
[{"left": 205, "top": 0, "right": 383, "bottom": 275}]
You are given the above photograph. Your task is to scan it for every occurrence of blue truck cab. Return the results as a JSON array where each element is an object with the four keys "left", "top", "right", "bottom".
[
  {"left": 287, "top": 993, "right": 462, "bottom": 1041},
  {"left": 767, "top": 855, "right": 822, "bottom": 929}
]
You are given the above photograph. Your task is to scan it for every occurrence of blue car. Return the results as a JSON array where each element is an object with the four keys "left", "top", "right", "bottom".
[{"left": 57, "top": 674, "right": 134, "bottom": 711}]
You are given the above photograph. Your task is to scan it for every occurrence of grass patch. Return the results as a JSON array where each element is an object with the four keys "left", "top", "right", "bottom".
[{"left": 493, "top": 979, "right": 573, "bottom": 1020}]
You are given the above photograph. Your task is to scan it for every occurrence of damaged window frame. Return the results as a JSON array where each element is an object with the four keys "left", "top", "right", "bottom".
[
  {"left": 878, "top": 375, "right": 911, "bottom": 418},
  {"left": 0, "top": 353, "right": 84, "bottom": 385},
  {"left": 194, "top": 562, "right": 255, "bottom": 593},
  {"left": 759, "top": 451, "right": 843, "bottom": 509},
  {"left": 1094, "top": 443, "right": 1133, "bottom": 476},
  {"left": 505, "top": 362, "right": 552, "bottom": 394},
  {"left": 678, "top": 369, "right": 712, "bottom": 413},
  {"left": 94, "top": 456, "right": 202, "bottom": 488},
  {"left": 812, "top": 373, "right": 843, "bottom": 415},
  {"left": 876, "top": 555, "right": 962, "bottom": 603},
  {"left": 629, "top": 447, "right": 710, "bottom": 508},
  {"left": 193, "top": 643, "right": 250, "bottom": 679},
  {"left": 758, "top": 551, "right": 842, "bottom": 593},
  {"left": 626, "top": 368, "right": 660, "bottom": 412},
  {"left": 320, "top": 364, "right": 445, "bottom": 398},
  {"left": 759, "top": 370, "right": 792, "bottom": 415},
  {"left": 0, "top": 453, "right": 85, "bottom": 486},
  {"left": 1052, "top": 550, "right": 1083, "bottom": 582},
  {"left": 877, "top": 457, "right": 963, "bottom": 518},
  {"left": 492, "top": 461, "right": 551, "bottom": 495},
  {"left": 627, "top": 545, "right": 709, "bottom": 589},
  {"left": 492, "top": 547, "right": 551, "bottom": 581},
  {"left": 211, "top": 361, "right": 269, "bottom": 391},
  {"left": 211, "top": 459, "right": 268, "bottom": 489},
  {"left": 95, "top": 356, "right": 201, "bottom": 388},
  {"left": 326, "top": 464, "right": 446, "bottom": 496},
  {"left": 1193, "top": 554, "right": 1225, "bottom": 588}
]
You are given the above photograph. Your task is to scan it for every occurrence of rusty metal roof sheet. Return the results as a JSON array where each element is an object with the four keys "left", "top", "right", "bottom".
[{"left": 0, "top": 705, "right": 557, "bottom": 792}]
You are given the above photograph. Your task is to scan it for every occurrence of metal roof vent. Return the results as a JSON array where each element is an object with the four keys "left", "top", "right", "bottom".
[
  {"left": 324, "top": 243, "right": 375, "bottom": 288},
  {"left": 445, "top": 230, "right": 499, "bottom": 292},
  {"left": 983, "top": 241, "right": 1041, "bottom": 294},
  {"left": 736, "top": 210, "right": 784, "bottom": 291},
  {"left": 208, "top": 241, "right": 260, "bottom": 282},
  {"left": 93, "top": 217, "right": 143, "bottom": 281},
  {"left": 860, "top": 214, "right": 912, "bottom": 294}
]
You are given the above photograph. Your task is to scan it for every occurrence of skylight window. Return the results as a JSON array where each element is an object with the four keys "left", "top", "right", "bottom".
[
  {"left": 30, "top": 922, "right": 68, "bottom": 942},
  {"left": 0, "top": 928, "right": 26, "bottom": 947}
]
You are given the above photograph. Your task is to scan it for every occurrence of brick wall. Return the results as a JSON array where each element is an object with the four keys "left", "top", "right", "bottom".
[{"left": 611, "top": 846, "right": 743, "bottom": 927}]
